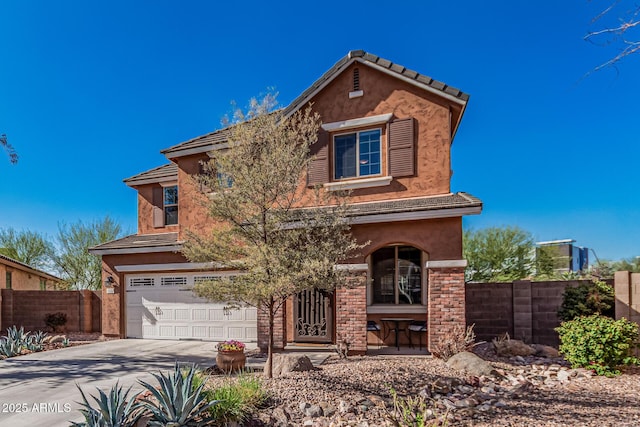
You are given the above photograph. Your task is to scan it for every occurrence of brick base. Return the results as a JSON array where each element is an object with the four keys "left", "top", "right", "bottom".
[
  {"left": 427, "top": 267, "right": 466, "bottom": 353},
  {"left": 257, "top": 303, "right": 285, "bottom": 352},
  {"left": 335, "top": 271, "right": 367, "bottom": 355}
]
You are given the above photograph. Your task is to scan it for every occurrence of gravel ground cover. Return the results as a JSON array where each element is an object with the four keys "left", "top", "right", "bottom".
[{"left": 213, "top": 349, "right": 640, "bottom": 426}]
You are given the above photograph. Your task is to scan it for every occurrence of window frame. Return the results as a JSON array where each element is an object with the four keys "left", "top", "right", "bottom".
[
  {"left": 163, "top": 185, "right": 179, "bottom": 226},
  {"left": 332, "top": 127, "right": 382, "bottom": 181},
  {"left": 5, "top": 271, "right": 12, "bottom": 289},
  {"left": 369, "top": 245, "right": 425, "bottom": 307}
]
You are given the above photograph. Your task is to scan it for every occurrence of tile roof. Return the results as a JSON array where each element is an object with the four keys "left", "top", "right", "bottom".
[
  {"left": 123, "top": 163, "right": 178, "bottom": 187},
  {"left": 0, "top": 254, "right": 62, "bottom": 281},
  {"left": 283, "top": 50, "right": 468, "bottom": 117},
  {"left": 298, "top": 192, "right": 482, "bottom": 221},
  {"left": 89, "top": 194, "right": 481, "bottom": 252},
  {"left": 89, "top": 232, "right": 181, "bottom": 252},
  {"left": 160, "top": 50, "right": 469, "bottom": 158}
]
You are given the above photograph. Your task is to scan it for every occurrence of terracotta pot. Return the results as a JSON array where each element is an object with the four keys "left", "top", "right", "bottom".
[{"left": 216, "top": 350, "right": 246, "bottom": 372}]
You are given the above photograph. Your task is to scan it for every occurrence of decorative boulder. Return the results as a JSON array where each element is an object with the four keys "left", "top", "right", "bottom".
[
  {"left": 492, "top": 338, "right": 536, "bottom": 357},
  {"left": 531, "top": 344, "right": 560, "bottom": 358},
  {"left": 270, "top": 354, "right": 317, "bottom": 377},
  {"left": 446, "top": 351, "right": 498, "bottom": 377}
]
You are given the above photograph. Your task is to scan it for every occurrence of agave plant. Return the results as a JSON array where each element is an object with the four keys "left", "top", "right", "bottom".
[
  {"left": 138, "top": 363, "right": 218, "bottom": 426},
  {"left": 26, "top": 331, "right": 48, "bottom": 352},
  {"left": 70, "top": 382, "right": 143, "bottom": 427},
  {"left": 0, "top": 337, "right": 22, "bottom": 357},
  {"left": 6, "top": 326, "right": 30, "bottom": 347}
]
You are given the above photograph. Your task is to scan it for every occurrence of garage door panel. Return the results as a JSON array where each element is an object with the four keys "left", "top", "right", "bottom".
[{"left": 126, "top": 273, "right": 257, "bottom": 342}]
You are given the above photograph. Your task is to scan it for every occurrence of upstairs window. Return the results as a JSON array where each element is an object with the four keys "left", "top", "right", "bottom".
[
  {"left": 334, "top": 129, "right": 381, "bottom": 180},
  {"left": 5, "top": 271, "right": 12, "bottom": 289},
  {"left": 163, "top": 185, "right": 178, "bottom": 225}
]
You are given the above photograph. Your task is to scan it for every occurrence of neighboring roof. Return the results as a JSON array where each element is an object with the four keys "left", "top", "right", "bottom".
[
  {"left": 0, "top": 254, "right": 62, "bottom": 282},
  {"left": 88, "top": 233, "right": 182, "bottom": 255},
  {"left": 123, "top": 163, "right": 178, "bottom": 187},
  {"left": 160, "top": 50, "right": 469, "bottom": 159}
]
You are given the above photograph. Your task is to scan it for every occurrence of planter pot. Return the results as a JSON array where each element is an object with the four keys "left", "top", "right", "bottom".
[{"left": 216, "top": 350, "right": 246, "bottom": 373}]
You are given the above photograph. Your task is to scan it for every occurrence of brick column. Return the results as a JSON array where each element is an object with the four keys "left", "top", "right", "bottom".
[
  {"left": 257, "top": 304, "right": 285, "bottom": 352},
  {"left": 81, "top": 290, "right": 93, "bottom": 333},
  {"left": 427, "top": 264, "right": 466, "bottom": 353},
  {"left": 512, "top": 280, "right": 532, "bottom": 342},
  {"left": 335, "top": 270, "right": 368, "bottom": 355}
]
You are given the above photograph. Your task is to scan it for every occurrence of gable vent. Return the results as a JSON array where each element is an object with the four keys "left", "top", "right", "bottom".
[{"left": 353, "top": 68, "right": 360, "bottom": 91}]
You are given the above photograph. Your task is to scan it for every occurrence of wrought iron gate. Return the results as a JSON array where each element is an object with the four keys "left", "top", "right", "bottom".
[{"left": 293, "top": 289, "right": 333, "bottom": 343}]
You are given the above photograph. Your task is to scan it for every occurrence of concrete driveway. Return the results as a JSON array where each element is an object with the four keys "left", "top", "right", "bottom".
[{"left": 0, "top": 339, "right": 239, "bottom": 427}]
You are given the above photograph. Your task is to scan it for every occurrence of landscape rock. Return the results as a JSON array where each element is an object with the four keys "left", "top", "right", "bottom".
[
  {"left": 531, "top": 343, "right": 560, "bottom": 358},
  {"left": 446, "top": 351, "right": 498, "bottom": 377},
  {"left": 271, "top": 354, "right": 317, "bottom": 377},
  {"left": 493, "top": 338, "right": 536, "bottom": 357}
]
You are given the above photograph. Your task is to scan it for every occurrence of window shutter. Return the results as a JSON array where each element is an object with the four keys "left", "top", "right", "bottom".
[
  {"left": 307, "top": 129, "right": 329, "bottom": 186},
  {"left": 152, "top": 186, "right": 164, "bottom": 228},
  {"left": 388, "top": 118, "right": 415, "bottom": 177}
]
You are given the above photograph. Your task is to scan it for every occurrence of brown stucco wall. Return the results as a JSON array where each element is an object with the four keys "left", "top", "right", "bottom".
[
  {"left": 303, "top": 62, "right": 455, "bottom": 202},
  {"left": 350, "top": 217, "right": 462, "bottom": 263},
  {"left": 100, "top": 251, "right": 188, "bottom": 337}
]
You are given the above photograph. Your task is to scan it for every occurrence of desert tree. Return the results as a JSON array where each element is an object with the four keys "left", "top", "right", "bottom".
[
  {"left": 1, "top": 134, "right": 18, "bottom": 164},
  {"left": 0, "top": 228, "right": 54, "bottom": 270},
  {"left": 52, "top": 216, "right": 122, "bottom": 289},
  {"left": 464, "top": 226, "right": 538, "bottom": 282},
  {"left": 183, "top": 94, "right": 363, "bottom": 377},
  {"left": 585, "top": 0, "right": 640, "bottom": 72}
]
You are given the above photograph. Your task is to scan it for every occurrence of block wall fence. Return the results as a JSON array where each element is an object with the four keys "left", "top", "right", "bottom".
[
  {"left": 0, "top": 289, "right": 101, "bottom": 333},
  {"left": 466, "top": 279, "right": 613, "bottom": 347}
]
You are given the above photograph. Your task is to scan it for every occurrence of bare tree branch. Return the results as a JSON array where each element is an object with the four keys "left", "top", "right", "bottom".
[{"left": 585, "top": 1, "right": 640, "bottom": 73}]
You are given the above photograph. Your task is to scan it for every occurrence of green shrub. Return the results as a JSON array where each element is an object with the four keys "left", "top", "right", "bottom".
[
  {"left": 44, "top": 312, "right": 68, "bottom": 332},
  {"left": 556, "top": 314, "right": 640, "bottom": 376},
  {"left": 200, "top": 373, "right": 267, "bottom": 423},
  {"left": 557, "top": 280, "right": 614, "bottom": 322}
]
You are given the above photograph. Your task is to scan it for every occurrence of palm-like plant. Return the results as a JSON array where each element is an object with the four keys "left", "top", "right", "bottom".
[
  {"left": 71, "top": 382, "right": 142, "bottom": 427},
  {"left": 138, "top": 363, "right": 218, "bottom": 426}
]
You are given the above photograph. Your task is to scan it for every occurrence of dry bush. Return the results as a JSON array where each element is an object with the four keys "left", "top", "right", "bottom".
[{"left": 431, "top": 324, "right": 477, "bottom": 361}]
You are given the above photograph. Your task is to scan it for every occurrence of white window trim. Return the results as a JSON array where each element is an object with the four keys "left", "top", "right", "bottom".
[
  {"left": 324, "top": 176, "right": 392, "bottom": 191},
  {"left": 333, "top": 128, "right": 383, "bottom": 181},
  {"left": 321, "top": 113, "right": 392, "bottom": 132}
]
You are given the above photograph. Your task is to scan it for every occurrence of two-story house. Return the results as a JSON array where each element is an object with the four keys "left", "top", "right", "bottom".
[{"left": 90, "top": 50, "right": 482, "bottom": 354}]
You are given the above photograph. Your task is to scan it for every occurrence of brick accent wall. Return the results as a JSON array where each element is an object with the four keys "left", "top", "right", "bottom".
[
  {"left": 257, "top": 303, "right": 286, "bottom": 352},
  {"left": 1, "top": 289, "right": 101, "bottom": 333},
  {"left": 427, "top": 267, "right": 466, "bottom": 353},
  {"left": 335, "top": 271, "right": 367, "bottom": 355}
]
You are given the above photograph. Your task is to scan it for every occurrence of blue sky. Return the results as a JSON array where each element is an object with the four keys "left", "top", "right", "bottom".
[{"left": 0, "top": 1, "right": 638, "bottom": 261}]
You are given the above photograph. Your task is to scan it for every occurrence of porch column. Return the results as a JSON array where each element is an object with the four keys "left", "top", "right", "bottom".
[
  {"left": 426, "top": 260, "right": 467, "bottom": 354},
  {"left": 257, "top": 304, "right": 286, "bottom": 352},
  {"left": 335, "top": 265, "right": 368, "bottom": 355}
]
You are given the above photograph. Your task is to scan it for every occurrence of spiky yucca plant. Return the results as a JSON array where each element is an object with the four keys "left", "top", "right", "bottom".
[
  {"left": 138, "top": 363, "right": 218, "bottom": 427},
  {"left": 71, "top": 382, "right": 142, "bottom": 427}
]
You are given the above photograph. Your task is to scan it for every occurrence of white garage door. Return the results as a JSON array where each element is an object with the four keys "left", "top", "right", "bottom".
[{"left": 125, "top": 273, "right": 257, "bottom": 342}]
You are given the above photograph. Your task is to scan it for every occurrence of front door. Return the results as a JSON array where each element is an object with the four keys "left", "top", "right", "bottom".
[{"left": 293, "top": 289, "right": 333, "bottom": 343}]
